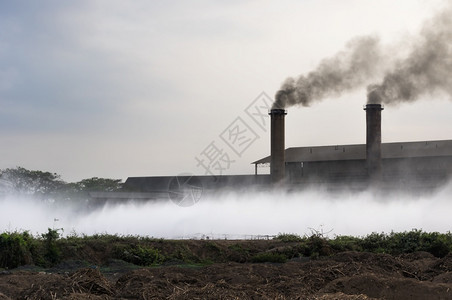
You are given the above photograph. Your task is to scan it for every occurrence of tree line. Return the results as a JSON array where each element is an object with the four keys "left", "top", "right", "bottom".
[{"left": 0, "top": 166, "right": 123, "bottom": 201}]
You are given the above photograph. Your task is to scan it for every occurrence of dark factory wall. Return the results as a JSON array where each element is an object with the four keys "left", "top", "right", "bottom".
[
  {"left": 382, "top": 156, "right": 452, "bottom": 179},
  {"left": 123, "top": 174, "right": 271, "bottom": 193},
  {"left": 122, "top": 156, "right": 452, "bottom": 193},
  {"left": 286, "top": 160, "right": 367, "bottom": 183},
  {"left": 285, "top": 156, "right": 452, "bottom": 186}
]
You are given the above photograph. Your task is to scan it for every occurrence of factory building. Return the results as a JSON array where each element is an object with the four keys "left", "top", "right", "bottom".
[
  {"left": 90, "top": 103, "right": 452, "bottom": 203},
  {"left": 255, "top": 103, "right": 452, "bottom": 189},
  {"left": 252, "top": 139, "right": 452, "bottom": 187}
]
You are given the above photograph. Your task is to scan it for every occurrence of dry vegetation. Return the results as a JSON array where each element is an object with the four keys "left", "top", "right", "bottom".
[{"left": 0, "top": 230, "right": 452, "bottom": 299}]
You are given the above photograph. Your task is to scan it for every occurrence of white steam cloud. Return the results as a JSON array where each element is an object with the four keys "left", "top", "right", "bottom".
[{"left": 1, "top": 183, "right": 451, "bottom": 238}]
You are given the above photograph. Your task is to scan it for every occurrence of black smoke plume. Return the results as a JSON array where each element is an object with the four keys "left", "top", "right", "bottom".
[
  {"left": 275, "top": 2, "right": 452, "bottom": 108},
  {"left": 273, "top": 36, "right": 383, "bottom": 109},
  {"left": 367, "top": 4, "right": 452, "bottom": 104}
]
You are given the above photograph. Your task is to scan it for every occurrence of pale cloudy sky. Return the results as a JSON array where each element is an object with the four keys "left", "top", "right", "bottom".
[{"left": 0, "top": 0, "right": 451, "bottom": 182}]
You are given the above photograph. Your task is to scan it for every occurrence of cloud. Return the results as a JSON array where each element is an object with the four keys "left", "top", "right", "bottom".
[
  {"left": 0, "top": 0, "right": 450, "bottom": 181},
  {"left": 0, "top": 1, "right": 184, "bottom": 135}
]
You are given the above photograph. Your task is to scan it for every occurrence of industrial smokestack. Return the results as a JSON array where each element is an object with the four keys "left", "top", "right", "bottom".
[
  {"left": 364, "top": 104, "right": 384, "bottom": 182},
  {"left": 269, "top": 109, "right": 287, "bottom": 184}
]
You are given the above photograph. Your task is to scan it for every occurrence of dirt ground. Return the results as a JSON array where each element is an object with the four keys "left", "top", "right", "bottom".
[{"left": 0, "top": 251, "right": 451, "bottom": 299}]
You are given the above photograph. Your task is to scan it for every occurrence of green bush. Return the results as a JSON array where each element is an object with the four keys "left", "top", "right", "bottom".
[
  {"left": 357, "top": 230, "right": 452, "bottom": 257},
  {"left": 418, "top": 231, "right": 452, "bottom": 257},
  {"left": 275, "top": 233, "right": 303, "bottom": 243},
  {"left": 360, "top": 232, "right": 388, "bottom": 253},
  {"left": 387, "top": 230, "right": 423, "bottom": 254},
  {"left": 115, "top": 245, "right": 163, "bottom": 266},
  {"left": 205, "top": 241, "right": 221, "bottom": 252},
  {"left": 300, "top": 234, "right": 333, "bottom": 258},
  {"left": 41, "top": 228, "right": 62, "bottom": 266},
  {"left": 0, "top": 229, "right": 450, "bottom": 269},
  {"left": 330, "top": 235, "right": 363, "bottom": 252},
  {"left": 228, "top": 243, "right": 249, "bottom": 253},
  {"left": 0, "top": 231, "right": 34, "bottom": 269},
  {"left": 251, "top": 252, "right": 287, "bottom": 263}
]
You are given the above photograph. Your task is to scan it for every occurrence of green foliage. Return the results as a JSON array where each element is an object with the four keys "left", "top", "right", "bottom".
[
  {"left": 0, "top": 231, "right": 34, "bottom": 269},
  {"left": 228, "top": 243, "right": 249, "bottom": 253},
  {"left": 41, "top": 228, "right": 62, "bottom": 266},
  {"left": 300, "top": 234, "right": 333, "bottom": 259},
  {"left": 275, "top": 233, "right": 303, "bottom": 243},
  {"left": 251, "top": 252, "right": 287, "bottom": 263},
  {"left": 297, "top": 230, "right": 450, "bottom": 258},
  {"left": 330, "top": 235, "right": 363, "bottom": 252},
  {"left": 387, "top": 230, "right": 423, "bottom": 254},
  {"left": 72, "top": 177, "right": 123, "bottom": 192},
  {"left": 360, "top": 232, "right": 388, "bottom": 253},
  {"left": 115, "top": 245, "right": 163, "bottom": 266},
  {"left": 226, "top": 244, "right": 251, "bottom": 263},
  {"left": 382, "top": 230, "right": 452, "bottom": 257},
  {"left": 168, "top": 244, "right": 200, "bottom": 264},
  {"left": 420, "top": 231, "right": 452, "bottom": 258},
  {"left": 0, "top": 167, "right": 65, "bottom": 197},
  {"left": 205, "top": 241, "right": 221, "bottom": 252},
  {"left": 0, "top": 167, "right": 123, "bottom": 204},
  {"left": 0, "top": 229, "right": 450, "bottom": 270}
]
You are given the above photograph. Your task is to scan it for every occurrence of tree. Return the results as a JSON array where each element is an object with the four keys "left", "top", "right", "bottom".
[
  {"left": 0, "top": 167, "right": 123, "bottom": 204},
  {"left": 73, "top": 177, "right": 123, "bottom": 192},
  {"left": 0, "top": 167, "right": 65, "bottom": 197}
]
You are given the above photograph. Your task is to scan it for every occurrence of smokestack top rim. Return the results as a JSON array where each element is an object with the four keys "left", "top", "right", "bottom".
[
  {"left": 269, "top": 108, "right": 287, "bottom": 115},
  {"left": 363, "top": 104, "right": 384, "bottom": 111}
]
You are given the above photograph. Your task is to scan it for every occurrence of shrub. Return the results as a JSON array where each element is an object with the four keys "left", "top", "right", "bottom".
[
  {"left": 330, "top": 235, "right": 363, "bottom": 252},
  {"left": 251, "top": 252, "right": 287, "bottom": 263},
  {"left": 360, "top": 232, "right": 388, "bottom": 253},
  {"left": 419, "top": 231, "right": 452, "bottom": 258},
  {"left": 275, "top": 233, "right": 303, "bottom": 243},
  {"left": 115, "top": 245, "right": 163, "bottom": 266},
  {"left": 387, "top": 230, "right": 423, "bottom": 254},
  {"left": 369, "top": 230, "right": 452, "bottom": 257},
  {"left": 0, "top": 231, "right": 34, "bottom": 269},
  {"left": 300, "top": 234, "right": 333, "bottom": 258},
  {"left": 205, "top": 241, "right": 221, "bottom": 252},
  {"left": 41, "top": 228, "right": 62, "bottom": 265},
  {"left": 228, "top": 244, "right": 248, "bottom": 253}
]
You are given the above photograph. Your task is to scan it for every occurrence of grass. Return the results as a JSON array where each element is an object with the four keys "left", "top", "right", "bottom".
[
  {"left": 251, "top": 253, "right": 287, "bottom": 263},
  {"left": 0, "top": 229, "right": 451, "bottom": 269}
]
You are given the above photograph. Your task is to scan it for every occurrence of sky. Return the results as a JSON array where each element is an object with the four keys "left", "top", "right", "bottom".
[{"left": 1, "top": 0, "right": 451, "bottom": 182}]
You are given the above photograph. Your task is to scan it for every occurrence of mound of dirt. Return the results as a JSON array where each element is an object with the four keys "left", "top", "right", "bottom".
[
  {"left": 0, "top": 292, "right": 11, "bottom": 300},
  {"left": 322, "top": 273, "right": 451, "bottom": 299},
  {"left": 0, "top": 251, "right": 451, "bottom": 299},
  {"left": 14, "top": 268, "right": 113, "bottom": 300}
]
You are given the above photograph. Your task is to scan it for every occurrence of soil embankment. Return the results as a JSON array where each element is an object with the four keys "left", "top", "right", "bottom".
[{"left": 0, "top": 239, "right": 451, "bottom": 299}]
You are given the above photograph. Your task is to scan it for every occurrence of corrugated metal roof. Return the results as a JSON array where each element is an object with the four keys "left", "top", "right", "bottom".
[{"left": 252, "top": 139, "right": 452, "bottom": 164}]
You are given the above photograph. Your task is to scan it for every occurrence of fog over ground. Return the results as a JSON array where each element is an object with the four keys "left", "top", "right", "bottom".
[{"left": 1, "top": 182, "right": 451, "bottom": 239}]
